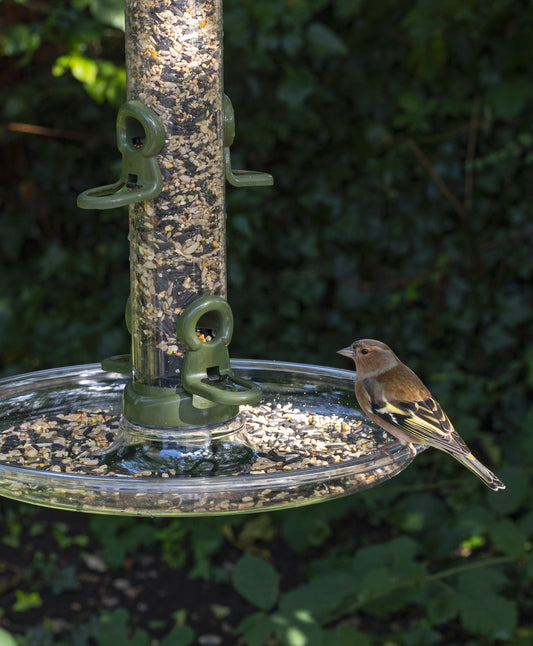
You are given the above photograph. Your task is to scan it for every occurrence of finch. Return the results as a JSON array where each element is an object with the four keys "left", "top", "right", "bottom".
[{"left": 337, "top": 339, "right": 505, "bottom": 491}]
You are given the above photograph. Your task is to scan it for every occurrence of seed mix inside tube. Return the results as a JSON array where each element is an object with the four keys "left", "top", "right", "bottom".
[{"left": 126, "top": 0, "right": 226, "bottom": 387}]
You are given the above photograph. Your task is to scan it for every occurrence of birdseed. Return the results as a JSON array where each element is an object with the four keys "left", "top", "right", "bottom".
[
  {"left": 125, "top": 0, "right": 226, "bottom": 387},
  {"left": 0, "top": 402, "right": 407, "bottom": 515}
]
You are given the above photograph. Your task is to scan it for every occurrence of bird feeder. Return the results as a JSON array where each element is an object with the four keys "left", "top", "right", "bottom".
[{"left": 0, "top": 0, "right": 422, "bottom": 516}]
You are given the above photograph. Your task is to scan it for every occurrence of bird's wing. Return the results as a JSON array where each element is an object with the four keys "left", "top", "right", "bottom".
[{"left": 364, "top": 378, "right": 469, "bottom": 454}]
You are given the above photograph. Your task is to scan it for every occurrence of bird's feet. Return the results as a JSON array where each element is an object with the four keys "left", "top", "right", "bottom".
[{"left": 377, "top": 440, "right": 417, "bottom": 461}]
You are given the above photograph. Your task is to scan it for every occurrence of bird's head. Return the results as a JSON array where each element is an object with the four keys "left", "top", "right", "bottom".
[{"left": 337, "top": 338, "right": 400, "bottom": 375}]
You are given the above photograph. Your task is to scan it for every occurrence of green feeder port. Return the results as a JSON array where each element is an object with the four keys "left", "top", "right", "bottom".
[
  {"left": 94, "top": 295, "right": 264, "bottom": 476},
  {"left": 77, "top": 101, "right": 165, "bottom": 209},
  {"left": 102, "top": 294, "right": 263, "bottom": 428}
]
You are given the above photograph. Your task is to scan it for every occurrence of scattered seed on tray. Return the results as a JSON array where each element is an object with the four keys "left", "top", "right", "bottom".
[
  {"left": 0, "top": 402, "right": 410, "bottom": 514},
  {"left": 0, "top": 403, "right": 386, "bottom": 476},
  {"left": 0, "top": 411, "right": 119, "bottom": 476}
]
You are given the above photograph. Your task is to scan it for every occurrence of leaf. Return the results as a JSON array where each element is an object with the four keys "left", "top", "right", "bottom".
[
  {"left": 156, "top": 520, "right": 188, "bottom": 569},
  {"left": 490, "top": 519, "right": 527, "bottom": 557},
  {"left": 280, "top": 572, "right": 356, "bottom": 623},
  {"left": 488, "top": 466, "right": 530, "bottom": 515},
  {"left": 525, "top": 551, "right": 533, "bottom": 581},
  {"left": 95, "top": 608, "right": 149, "bottom": 646},
  {"left": 459, "top": 593, "right": 517, "bottom": 639},
  {"left": 281, "top": 511, "right": 331, "bottom": 553},
  {"left": 276, "top": 67, "right": 316, "bottom": 108},
  {"left": 358, "top": 567, "right": 396, "bottom": 603},
  {"left": 456, "top": 569, "right": 516, "bottom": 638},
  {"left": 88, "top": 0, "right": 125, "bottom": 30},
  {"left": 51, "top": 565, "right": 80, "bottom": 594},
  {"left": 233, "top": 553, "right": 279, "bottom": 610},
  {"left": 401, "top": 621, "right": 442, "bottom": 646},
  {"left": 12, "top": 590, "right": 42, "bottom": 612},
  {"left": 0, "top": 24, "right": 41, "bottom": 58},
  {"left": 13, "top": 626, "right": 55, "bottom": 646},
  {"left": 0, "top": 628, "right": 18, "bottom": 646},
  {"left": 427, "top": 588, "right": 459, "bottom": 624},
  {"left": 353, "top": 536, "right": 423, "bottom": 582},
  {"left": 349, "top": 538, "right": 427, "bottom": 615},
  {"left": 487, "top": 79, "right": 532, "bottom": 120},
  {"left": 458, "top": 568, "right": 508, "bottom": 595},
  {"left": 235, "top": 612, "right": 275, "bottom": 646},
  {"left": 53, "top": 54, "right": 97, "bottom": 84},
  {"left": 456, "top": 504, "right": 497, "bottom": 536},
  {"left": 409, "top": 38, "right": 447, "bottom": 80},
  {"left": 519, "top": 509, "right": 533, "bottom": 539},
  {"left": 326, "top": 625, "right": 371, "bottom": 646},
  {"left": 237, "top": 514, "right": 278, "bottom": 547},
  {"left": 335, "top": 0, "right": 364, "bottom": 19},
  {"left": 306, "top": 22, "right": 348, "bottom": 58},
  {"left": 88, "top": 517, "right": 157, "bottom": 569},
  {"left": 128, "top": 631, "right": 151, "bottom": 646},
  {"left": 389, "top": 493, "right": 448, "bottom": 533},
  {"left": 52, "top": 55, "right": 125, "bottom": 105},
  {"left": 159, "top": 625, "right": 195, "bottom": 646},
  {"left": 189, "top": 520, "right": 227, "bottom": 579},
  {"left": 272, "top": 610, "right": 324, "bottom": 646}
]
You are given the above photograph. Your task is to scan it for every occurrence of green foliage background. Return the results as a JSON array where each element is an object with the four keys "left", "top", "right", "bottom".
[{"left": 1, "top": 0, "right": 532, "bottom": 644}]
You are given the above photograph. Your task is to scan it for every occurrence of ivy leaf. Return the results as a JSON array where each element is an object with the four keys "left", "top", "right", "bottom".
[{"left": 232, "top": 554, "right": 279, "bottom": 610}]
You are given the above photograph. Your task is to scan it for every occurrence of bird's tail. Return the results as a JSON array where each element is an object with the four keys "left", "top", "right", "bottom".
[{"left": 451, "top": 451, "right": 506, "bottom": 491}]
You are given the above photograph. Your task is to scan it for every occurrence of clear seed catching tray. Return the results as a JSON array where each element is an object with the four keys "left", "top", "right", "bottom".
[{"left": 0, "top": 360, "right": 421, "bottom": 516}]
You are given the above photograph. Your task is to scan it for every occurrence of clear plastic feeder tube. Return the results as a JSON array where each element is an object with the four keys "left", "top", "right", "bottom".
[{"left": 125, "top": 0, "right": 225, "bottom": 388}]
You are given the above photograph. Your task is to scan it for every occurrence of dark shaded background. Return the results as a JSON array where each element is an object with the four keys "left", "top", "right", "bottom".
[{"left": 1, "top": 1, "right": 532, "bottom": 644}]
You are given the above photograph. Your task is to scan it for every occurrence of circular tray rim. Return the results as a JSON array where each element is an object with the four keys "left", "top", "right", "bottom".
[{"left": 0, "top": 360, "right": 420, "bottom": 510}]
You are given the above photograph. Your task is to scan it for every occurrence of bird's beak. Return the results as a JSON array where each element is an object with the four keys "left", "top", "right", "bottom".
[{"left": 337, "top": 346, "right": 353, "bottom": 358}]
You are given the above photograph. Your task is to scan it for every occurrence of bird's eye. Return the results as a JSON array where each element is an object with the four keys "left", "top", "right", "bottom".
[{"left": 360, "top": 348, "right": 369, "bottom": 355}]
